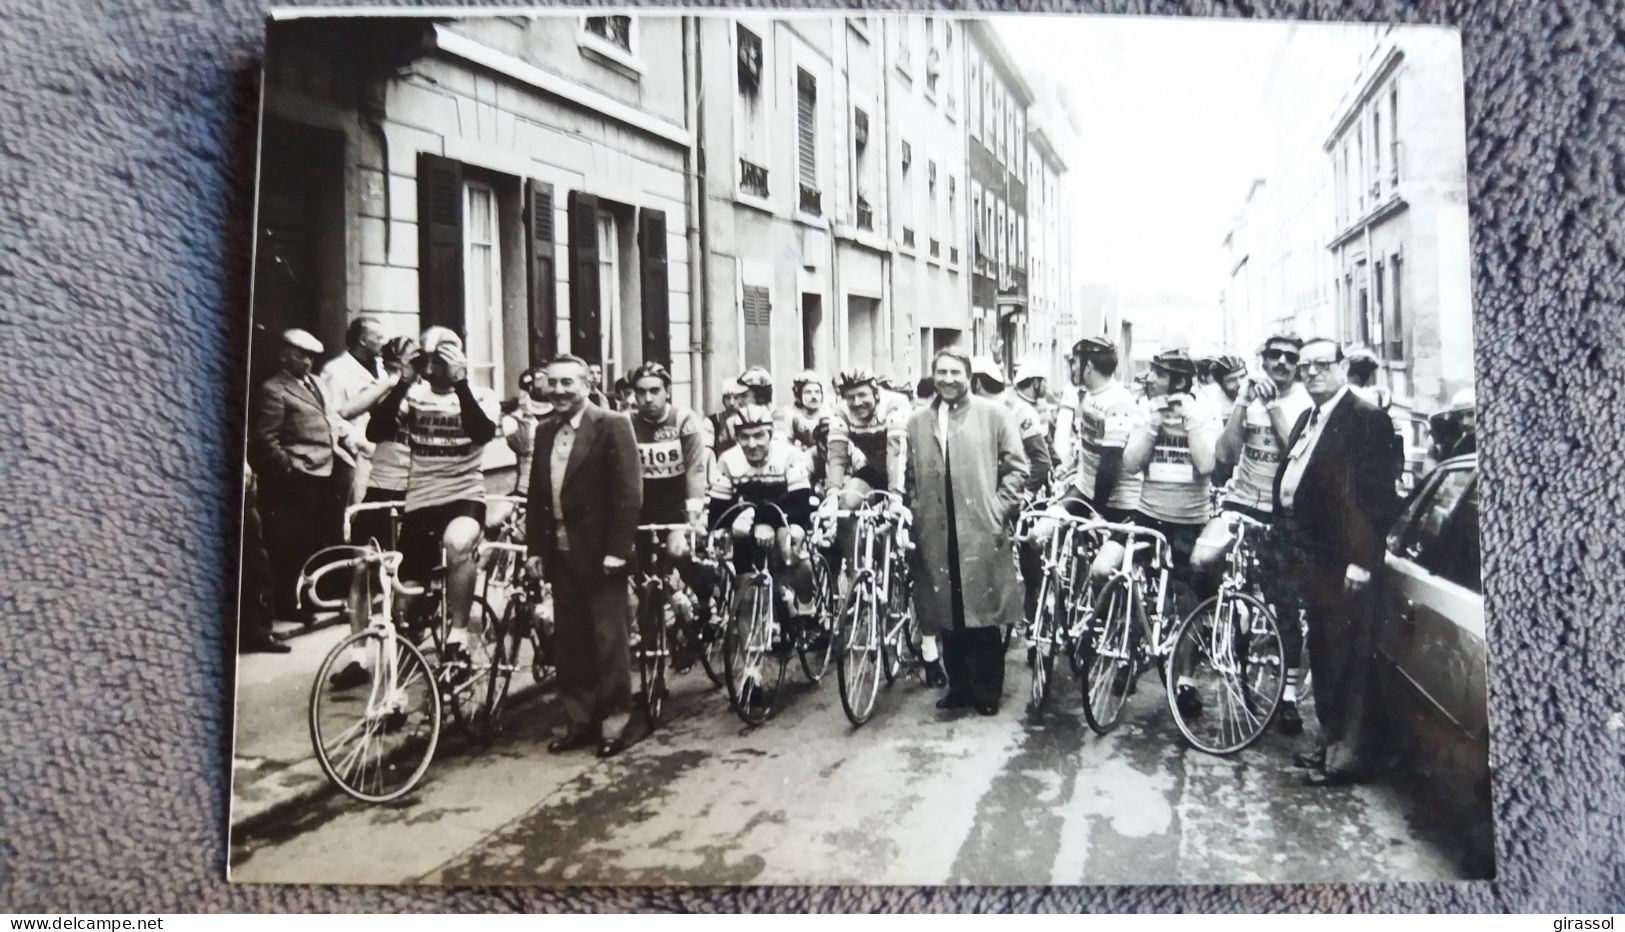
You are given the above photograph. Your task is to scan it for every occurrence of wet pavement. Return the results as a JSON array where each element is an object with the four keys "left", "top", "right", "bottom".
[{"left": 229, "top": 652, "right": 1492, "bottom": 886}]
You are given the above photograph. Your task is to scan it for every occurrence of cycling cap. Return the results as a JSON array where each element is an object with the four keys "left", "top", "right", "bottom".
[
  {"left": 1014, "top": 360, "right": 1049, "bottom": 386},
  {"left": 738, "top": 366, "right": 773, "bottom": 388},
  {"left": 791, "top": 369, "right": 823, "bottom": 394},
  {"left": 971, "top": 355, "right": 1006, "bottom": 386},
  {"left": 628, "top": 362, "right": 673, "bottom": 387}
]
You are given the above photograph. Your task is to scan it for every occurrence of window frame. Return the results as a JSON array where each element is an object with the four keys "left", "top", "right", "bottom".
[{"left": 578, "top": 15, "right": 644, "bottom": 76}]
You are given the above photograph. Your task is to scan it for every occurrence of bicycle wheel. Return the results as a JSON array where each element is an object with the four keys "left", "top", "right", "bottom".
[
  {"left": 893, "top": 559, "right": 922, "bottom": 663},
  {"left": 1168, "top": 591, "right": 1285, "bottom": 755},
  {"left": 438, "top": 596, "right": 499, "bottom": 737},
  {"left": 725, "top": 578, "right": 783, "bottom": 725},
  {"left": 1026, "top": 571, "right": 1058, "bottom": 716},
  {"left": 309, "top": 629, "right": 441, "bottom": 803},
  {"left": 697, "top": 568, "right": 731, "bottom": 688},
  {"left": 878, "top": 566, "right": 910, "bottom": 686},
  {"left": 478, "top": 598, "right": 529, "bottom": 743},
  {"left": 835, "top": 583, "right": 882, "bottom": 726},
  {"left": 1080, "top": 577, "right": 1138, "bottom": 735},
  {"left": 798, "top": 553, "right": 836, "bottom": 683},
  {"left": 638, "top": 590, "right": 671, "bottom": 729}
]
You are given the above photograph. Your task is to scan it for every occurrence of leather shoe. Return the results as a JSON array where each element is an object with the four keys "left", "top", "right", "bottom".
[
  {"left": 597, "top": 736, "right": 628, "bottom": 758},
  {"left": 1292, "top": 749, "right": 1327, "bottom": 770},
  {"left": 241, "top": 635, "right": 291, "bottom": 654},
  {"left": 547, "top": 731, "right": 600, "bottom": 754},
  {"left": 1276, "top": 701, "right": 1303, "bottom": 736},
  {"left": 975, "top": 701, "right": 1000, "bottom": 717},
  {"left": 1303, "top": 767, "right": 1362, "bottom": 788},
  {"left": 936, "top": 694, "right": 971, "bottom": 711}
]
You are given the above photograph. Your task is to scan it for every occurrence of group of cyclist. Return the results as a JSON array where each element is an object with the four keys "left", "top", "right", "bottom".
[{"left": 317, "top": 312, "right": 1424, "bottom": 746}]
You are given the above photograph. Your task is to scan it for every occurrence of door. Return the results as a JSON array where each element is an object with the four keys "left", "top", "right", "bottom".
[{"left": 1380, "top": 463, "right": 1486, "bottom": 738}]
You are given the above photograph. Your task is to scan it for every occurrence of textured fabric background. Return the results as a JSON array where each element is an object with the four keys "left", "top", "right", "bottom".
[{"left": 4, "top": 0, "right": 1623, "bottom": 913}]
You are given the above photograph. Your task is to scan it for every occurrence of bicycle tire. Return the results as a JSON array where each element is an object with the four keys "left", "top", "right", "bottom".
[
  {"left": 698, "top": 568, "right": 731, "bottom": 688},
  {"left": 798, "top": 553, "right": 836, "bottom": 683},
  {"left": 478, "top": 599, "right": 527, "bottom": 744},
  {"left": 438, "top": 596, "right": 499, "bottom": 738},
  {"left": 309, "top": 629, "right": 441, "bottom": 803},
  {"left": 1026, "top": 571, "right": 1057, "bottom": 717},
  {"left": 1080, "top": 577, "right": 1137, "bottom": 735},
  {"left": 1168, "top": 591, "right": 1285, "bottom": 755},
  {"left": 725, "top": 578, "right": 783, "bottom": 726},
  {"left": 638, "top": 591, "right": 671, "bottom": 729},
  {"left": 835, "top": 584, "right": 882, "bottom": 726}
]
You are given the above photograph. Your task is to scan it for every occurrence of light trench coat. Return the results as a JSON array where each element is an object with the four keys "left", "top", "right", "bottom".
[{"left": 905, "top": 395, "right": 1029, "bottom": 635}]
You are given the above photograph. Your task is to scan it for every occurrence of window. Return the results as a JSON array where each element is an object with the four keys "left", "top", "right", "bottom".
[
  {"left": 596, "top": 211, "right": 624, "bottom": 383},
  {"left": 899, "top": 140, "right": 914, "bottom": 248},
  {"left": 1396, "top": 468, "right": 1479, "bottom": 594},
  {"left": 796, "top": 69, "right": 820, "bottom": 215},
  {"left": 924, "top": 16, "right": 940, "bottom": 98},
  {"left": 853, "top": 107, "right": 873, "bottom": 230},
  {"left": 1388, "top": 254, "right": 1406, "bottom": 360},
  {"left": 580, "top": 16, "right": 641, "bottom": 72},
  {"left": 1373, "top": 258, "right": 1385, "bottom": 349},
  {"left": 968, "top": 53, "right": 981, "bottom": 139},
  {"left": 1389, "top": 86, "right": 1400, "bottom": 184},
  {"left": 944, "top": 22, "right": 957, "bottom": 112},
  {"left": 948, "top": 175, "right": 959, "bottom": 263},
  {"left": 996, "top": 202, "right": 1006, "bottom": 278},
  {"left": 895, "top": 16, "right": 913, "bottom": 77},
  {"left": 1016, "top": 216, "right": 1025, "bottom": 270},
  {"left": 971, "top": 181, "right": 983, "bottom": 264},
  {"left": 735, "top": 25, "right": 769, "bottom": 199},
  {"left": 1371, "top": 102, "right": 1384, "bottom": 201},
  {"left": 927, "top": 160, "right": 939, "bottom": 257},
  {"left": 584, "top": 15, "right": 632, "bottom": 52},
  {"left": 462, "top": 182, "right": 501, "bottom": 393}
]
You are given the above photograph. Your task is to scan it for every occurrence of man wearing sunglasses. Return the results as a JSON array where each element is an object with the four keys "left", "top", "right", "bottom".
[
  {"left": 1274, "top": 338, "right": 1402, "bottom": 787},
  {"left": 1203, "top": 334, "right": 1314, "bottom": 734}
]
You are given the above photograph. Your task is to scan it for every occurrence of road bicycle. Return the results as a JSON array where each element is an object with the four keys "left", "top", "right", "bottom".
[
  {"left": 713, "top": 501, "right": 829, "bottom": 725},
  {"left": 1166, "top": 512, "right": 1288, "bottom": 754},
  {"left": 832, "top": 490, "right": 919, "bottom": 727},
  {"left": 1015, "top": 504, "right": 1108, "bottom": 717},
  {"left": 1075, "top": 521, "right": 1179, "bottom": 736},
  {"left": 630, "top": 523, "right": 713, "bottom": 728}
]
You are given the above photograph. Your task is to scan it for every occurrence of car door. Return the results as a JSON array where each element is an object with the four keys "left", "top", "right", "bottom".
[{"left": 1379, "top": 460, "right": 1487, "bottom": 740}]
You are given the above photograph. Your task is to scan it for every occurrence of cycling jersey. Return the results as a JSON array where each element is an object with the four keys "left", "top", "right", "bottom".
[
  {"left": 370, "top": 379, "right": 500, "bottom": 513},
  {"left": 773, "top": 403, "right": 826, "bottom": 450},
  {"left": 367, "top": 396, "right": 412, "bottom": 493},
  {"left": 1070, "top": 380, "right": 1144, "bottom": 512},
  {"left": 828, "top": 393, "right": 909, "bottom": 492},
  {"left": 707, "top": 441, "right": 817, "bottom": 531},
  {"left": 632, "top": 405, "right": 706, "bottom": 524},
  {"left": 1224, "top": 383, "right": 1312, "bottom": 514},
  {"left": 1006, "top": 393, "right": 1051, "bottom": 493},
  {"left": 1137, "top": 394, "right": 1218, "bottom": 524}
]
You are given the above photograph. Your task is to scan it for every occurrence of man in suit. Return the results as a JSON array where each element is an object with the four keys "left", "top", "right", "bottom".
[
  {"left": 525, "top": 355, "right": 643, "bottom": 758},
  {"left": 248, "top": 328, "right": 357, "bottom": 623},
  {"left": 1274, "top": 337, "right": 1401, "bottom": 787}
]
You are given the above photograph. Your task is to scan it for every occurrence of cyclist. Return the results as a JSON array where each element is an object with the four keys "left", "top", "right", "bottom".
[
  {"left": 774, "top": 369, "right": 828, "bottom": 452},
  {"left": 501, "top": 365, "right": 554, "bottom": 498},
  {"left": 1012, "top": 360, "right": 1054, "bottom": 458},
  {"left": 1202, "top": 333, "right": 1313, "bottom": 734},
  {"left": 738, "top": 365, "right": 774, "bottom": 407},
  {"left": 1134, "top": 348, "right": 1221, "bottom": 718},
  {"left": 627, "top": 361, "right": 709, "bottom": 662},
  {"left": 707, "top": 378, "right": 750, "bottom": 458},
  {"left": 364, "top": 327, "right": 500, "bottom": 674},
  {"left": 1203, "top": 353, "right": 1249, "bottom": 490},
  {"left": 330, "top": 335, "right": 416, "bottom": 689},
  {"left": 827, "top": 366, "right": 909, "bottom": 508},
  {"left": 707, "top": 404, "right": 820, "bottom": 642}
]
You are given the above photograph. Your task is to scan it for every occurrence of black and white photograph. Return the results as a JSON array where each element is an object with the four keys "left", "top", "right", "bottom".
[{"left": 228, "top": 8, "right": 1492, "bottom": 886}]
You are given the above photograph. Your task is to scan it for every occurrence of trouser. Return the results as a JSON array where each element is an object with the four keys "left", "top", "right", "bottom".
[
  {"left": 1302, "top": 565, "right": 1376, "bottom": 772},
  {"left": 940, "top": 442, "right": 1004, "bottom": 707},
  {"left": 1135, "top": 513, "right": 1205, "bottom": 613},
  {"left": 551, "top": 556, "right": 634, "bottom": 731},
  {"left": 238, "top": 478, "right": 277, "bottom": 643},
  {"left": 258, "top": 469, "right": 344, "bottom": 619}
]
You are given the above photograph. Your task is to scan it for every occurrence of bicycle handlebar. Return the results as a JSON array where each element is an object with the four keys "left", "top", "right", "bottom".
[
  {"left": 341, "top": 500, "right": 404, "bottom": 542},
  {"left": 297, "top": 546, "right": 419, "bottom": 611}
]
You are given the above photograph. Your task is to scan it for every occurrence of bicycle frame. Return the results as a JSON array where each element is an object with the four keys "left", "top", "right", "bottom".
[{"left": 1093, "top": 522, "right": 1177, "bottom": 662}]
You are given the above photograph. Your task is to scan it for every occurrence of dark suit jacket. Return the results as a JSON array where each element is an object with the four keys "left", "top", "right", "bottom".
[
  {"left": 248, "top": 369, "right": 338, "bottom": 479},
  {"left": 526, "top": 403, "right": 643, "bottom": 582},
  {"left": 1273, "top": 388, "right": 1400, "bottom": 575}
]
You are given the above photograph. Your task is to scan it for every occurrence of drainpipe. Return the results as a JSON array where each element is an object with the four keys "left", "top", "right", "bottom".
[{"left": 683, "top": 17, "right": 709, "bottom": 412}]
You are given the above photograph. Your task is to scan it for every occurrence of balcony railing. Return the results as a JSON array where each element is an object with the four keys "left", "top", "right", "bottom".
[
  {"left": 902, "top": 228, "right": 915, "bottom": 248},
  {"left": 740, "top": 158, "right": 769, "bottom": 198},
  {"left": 799, "top": 183, "right": 822, "bottom": 215}
]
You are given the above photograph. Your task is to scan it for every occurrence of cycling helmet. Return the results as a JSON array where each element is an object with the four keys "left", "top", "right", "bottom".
[
  {"left": 791, "top": 369, "right": 823, "bottom": 395},
  {"left": 381, "top": 335, "right": 417, "bottom": 365},
  {"left": 971, "top": 355, "right": 1006, "bottom": 388},
  {"left": 1070, "top": 335, "right": 1116, "bottom": 360},
  {"left": 721, "top": 379, "right": 750, "bottom": 399},
  {"left": 1212, "top": 354, "right": 1249, "bottom": 380},
  {"left": 1013, "top": 359, "right": 1048, "bottom": 387},
  {"left": 834, "top": 366, "right": 879, "bottom": 394},
  {"left": 734, "top": 403, "right": 776, "bottom": 432},
  {"left": 1149, "top": 349, "right": 1196, "bottom": 379},
  {"left": 628, "top": 361, "right": 673, "bottom": 387},
  {"left": 738, "top": 366, "right": 773, "bottom": 389}
]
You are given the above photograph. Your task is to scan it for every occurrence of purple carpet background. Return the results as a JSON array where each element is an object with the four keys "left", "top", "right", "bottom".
[{"left": 3, "top": 0, "right": 1623, "bottom": 912}]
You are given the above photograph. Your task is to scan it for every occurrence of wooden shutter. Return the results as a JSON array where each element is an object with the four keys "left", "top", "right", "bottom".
[
  {"left": 568, "top": 190, "right": 601, "bottom": 363},
  {"left": 417, "top": 153, "right": 464, "bottom": 337},
  {"left": 796, "top": 71, "right": 817, "bottom": 188},
  {"left": 742, "top": 284, "right": 772, "bottom": 369},
  {"left": 525, "top": 179, "right": 557, "bottom": 366},
  {"left": 638, "top": 208, "right": 670, "bottom": 368}
]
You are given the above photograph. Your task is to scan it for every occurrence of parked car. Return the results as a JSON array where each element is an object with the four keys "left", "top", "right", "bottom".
[{"left": 1371, "top": 453, "right": 1491, "bottom": 855}]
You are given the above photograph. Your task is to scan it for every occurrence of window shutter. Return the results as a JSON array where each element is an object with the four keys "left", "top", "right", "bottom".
[
  {"left": 417, "top": 153, "right": 464, "bottom": 337},
  {"left": 568, "top": 190, "right": 601, "bottom": 362},
  {"left": 742, "top": 284, "right": 772, "bottom": 369},
  {"left": 525, "top": 179, "right": 557, "bottom": 366},
  {"left": 638, "top": 208, "right": 670, "bottom": 367},
  {"left": 797, "top": 72, "right": 817, "bottom": 188}
]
